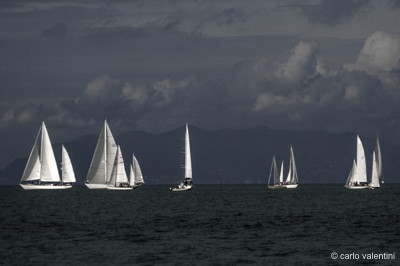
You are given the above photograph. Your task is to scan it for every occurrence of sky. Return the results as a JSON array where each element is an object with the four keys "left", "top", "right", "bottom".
[{"left": 1, "top": 0, "right": 400, "bottom": 168}]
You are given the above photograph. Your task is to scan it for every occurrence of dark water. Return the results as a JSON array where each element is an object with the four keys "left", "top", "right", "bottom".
[{"left": 1, "top": 184, "right": 399, "bottom": 265}]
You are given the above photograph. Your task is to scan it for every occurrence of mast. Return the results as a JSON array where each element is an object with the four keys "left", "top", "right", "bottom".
[
  {"left": 268, "top": 157, "right": 275, "bottom": 186},
  {"left": 104, "top": 120, "right": 107, "bottom": 185},
  {"left": 39, "top": 122, "right": 44, "bottom": 184}
]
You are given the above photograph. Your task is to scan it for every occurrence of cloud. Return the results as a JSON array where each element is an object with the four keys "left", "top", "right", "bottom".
[
  {"left": 296, "top": 0, "right": 370, "bottom": 25},
  {"left": 344, "top": 31, "right": 400, "bottom": 72},
  {"left": 276, "top": 41, "right": 319, "bottom": 85},
  {"left": 41, "top": 23, "right": 68, "bottom": 38}
]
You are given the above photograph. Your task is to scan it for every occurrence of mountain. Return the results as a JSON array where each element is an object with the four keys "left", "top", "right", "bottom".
[{"left": 1, "top": 126, "right": 399, "bottom": 185}]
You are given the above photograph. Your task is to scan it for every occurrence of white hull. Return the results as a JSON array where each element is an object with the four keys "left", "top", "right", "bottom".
[
  {"left": 20, "top": 184, "right": 72, "bottom": 190},
  {"left": 170, "top": 186, "right": 193, "bottom": 191},
  {"left": 85, "top": 183, "right": 108, "bottom": 189},
  {"left": 347, "top": 185, "right": 368, "bottom": 189},
  {"left": 131, "top": 184, "right": 142, "bottom": 189},
  {"left": 285, "top": 184, "right": 298, "bottom": 189},
  {"left": 107, "top": 186, "right": 133, "bottom": 190}
]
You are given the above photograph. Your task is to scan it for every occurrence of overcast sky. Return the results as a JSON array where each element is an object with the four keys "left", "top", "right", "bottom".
[{"left": 1, "top": 0, "right": 400, "bottom": 167}]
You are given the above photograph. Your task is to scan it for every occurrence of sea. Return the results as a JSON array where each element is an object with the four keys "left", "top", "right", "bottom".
[{"left": 0, "top": 184, "right": 399, "bottom": 265}]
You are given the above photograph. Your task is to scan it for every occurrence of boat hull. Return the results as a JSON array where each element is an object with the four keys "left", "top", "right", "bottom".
[
  {"left": 285, "top": 184, "right": 298, "bottom": 189},
  {"left": 268, "top": 185, "right": 284, "bottom": 189},
  {"left": 107, "top": 186, "right": 133, "bottom": 190},
  {"left": 20, "top": 184, "right": 72, "bottom": 190},
  {"left": 170, "top": 186, "right": 193, "bottom": 191},
  {"left": 347, "top": 185, "right": 369, "bottom": 189},
  {"left": 85, "top": 183, "right": 108, "bottom": 189}
]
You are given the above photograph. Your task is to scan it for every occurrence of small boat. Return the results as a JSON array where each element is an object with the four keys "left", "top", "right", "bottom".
[
  {"left": 267, "top": 156, "right": 284, "bottom": 189},
  {"left": 283, "top": 146, "right": 299, "bottom": 189},
  {"left": 20, "top": 122, "right": 73, "bottom": 190},
  {"left": 107, "top": 145, "right": 132, "bottom": 190},
  {"left": 345, "top": 135, "right": 383, "bottom": 189},
  {"left": 170, "top": 124, "right": 193, "bottom": 191},
  {"left": 85, "top": 120, "right": 118, "bottom": 189},
  {"left": 129, "top": 154, "right": 145, "bottom": 189}
]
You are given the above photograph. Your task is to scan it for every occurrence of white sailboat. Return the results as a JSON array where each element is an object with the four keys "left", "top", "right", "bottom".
[
  {"left": 267, "top": 156, "right": 284, "bottom": 189},
  {"left": 61, "top": 145, "right": 76, "bottom": 185},
  {"left": 85, "top": 120, "right": 118, "bottom": 189},
  {"left": 129, "top": 154, "right": 145, "bottom": 188},
  {"left": 107, "top": 145, "right": 132, "bottom": 190},
  {"left": 20, "top": 122, "right": 72, "bottom": 190},
  {"left": 284, "top": 146, "right": 299, "bottom": 189},
  {"left": 345, "top": 135, "right": 382, "bottom": 189},
  {"left": 170, "top": 124, "right": 193, "bottom": 191}
]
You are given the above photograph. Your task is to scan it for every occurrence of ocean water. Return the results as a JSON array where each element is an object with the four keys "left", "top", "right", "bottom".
[{"left": 0, "top": 184, "right": 399, "bottom": 265}]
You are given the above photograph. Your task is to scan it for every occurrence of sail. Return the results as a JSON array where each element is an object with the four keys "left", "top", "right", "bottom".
[
  {"left": 279, "top": 161, "right": 284, "bottom": 183},
  {"left": 375, "top": 135, "right": 382, "bottom": 180},
  {"left": 105, "top": 123, "right": 118, "bottom": 183},
  {"left": 132, "top": 155, "right": 144, "bottom": 184},
  {"left": 61, "top": 145, "right": 76, "bottom": 183},
  {"left": 285, "top": 160, "right": 292, "bottom": 183},
  {"left": 20, "top": 126, "right": 42, "bottom": 182},
  {"left": 184, "top": 124, "right": 192, "bottom": 180},
  {"left": 290, "top": 147, "right": 298, "bottom": 184},
  {"left": 116, "top": 146, "right": 128, "bottom": 184},
  {"left": 355, "top": 135, "right": 367, "bottom": 183},
  {"left": 345, "top": 160, "right": 357, "bottom": 187},
  {"left": 86, "top": 120, "right": 117, "bottom": 185},
  {"left": 370, "top": 151, "right": 380, "bottom": 188},
  {"left": 39, "top": 122, "right": 61, "bottom": 182}
]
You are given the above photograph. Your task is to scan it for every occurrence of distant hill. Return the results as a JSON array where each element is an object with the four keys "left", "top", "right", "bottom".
[{"left": 1, "top": 126, "right": 399, "bottom": 185}]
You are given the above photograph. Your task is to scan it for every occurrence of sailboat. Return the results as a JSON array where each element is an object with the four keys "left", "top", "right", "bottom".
[
  {"left": 129, "top": 154, "right": 145, "bottom": 188},
  {"left": 20, "top": 122, "right": 73, "bottom": 190},
  {"left": 283, "top": 146, "right": 299, "bottom": 189},
  {"left": 345, "top": 135, "right": 382, "bottom": 189},
  {"left": 170, "top": 124, "right": 193, "bottom": 191},
  {"left": 267, "top": 156, "right": 284, "bottom": 189},
  {"left": 107, "top": 145, "right": 132, "bottom": 190},
  {"left": 85, "top": 120, "right": 118, "bottom": 189},
  {"left": 61, "top": 145, "right": 76, "bottom": 185}
]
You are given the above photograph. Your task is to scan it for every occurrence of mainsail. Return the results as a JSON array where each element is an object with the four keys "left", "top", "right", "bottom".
[
  {"left": 185, "top": 124, "right": 192, "bottom": 180},
  {"left": 61, "top": 145, "right": 76, "bottom": 183},
  {"left": 355, "top": 135, "right": 367, "bottom": 183},
  {"left": 85, "top": 120, "right": 117, "bottom": 185}
]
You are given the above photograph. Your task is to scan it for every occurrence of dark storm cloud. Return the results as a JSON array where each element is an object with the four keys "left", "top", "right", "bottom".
[{"left": 294, "top": 0, "right": 370, "bottom": 24}]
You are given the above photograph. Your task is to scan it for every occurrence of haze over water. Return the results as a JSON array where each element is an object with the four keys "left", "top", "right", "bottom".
[{"left": 1, "top": 184, "right": 399, "bottom": 264}]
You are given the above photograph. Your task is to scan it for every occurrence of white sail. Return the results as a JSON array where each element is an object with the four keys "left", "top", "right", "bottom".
[
  {"left": 109, "top": 145, "right": 128, "bottom": 186},
  {"left": 345, "top": 160, "right": 357, "bottom": 188},
  {"left": 285, "top": 158, "right": 292, "bottom": 183},
  {"left": 355, "top": 135, "right": 367, "bottom": 183},
  {"left": 290, "top": 147, "right": 298, "bottom": 184},
  {"left": 375, "top": 136, "right": 382, "bottom": 180},
  {"left": 185, "top": 124, "right": 192, "bottom": 180},
  {"left": 268, "top": 156, "right": 279, "bottom": 186},
  {"left": 279, "top": 161, "right": 284, "bottom": 183},
  {"left": 132, "top": 154, "right": 144, "bottom": 184},
  {"left": 86, "top": 120, "right": 118, "bottom": 185},
  {"left": 370, "top": 151, "right": 380, "bottom": 188},
  {"left": 20, "top": 127, "right": 41, "bottom": 182},
  {"left": 61, "top": 145, "right": 76, "bottom": 183},
  {"left": 39, "top": 122, "right": 61, "bottom": 182}
]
